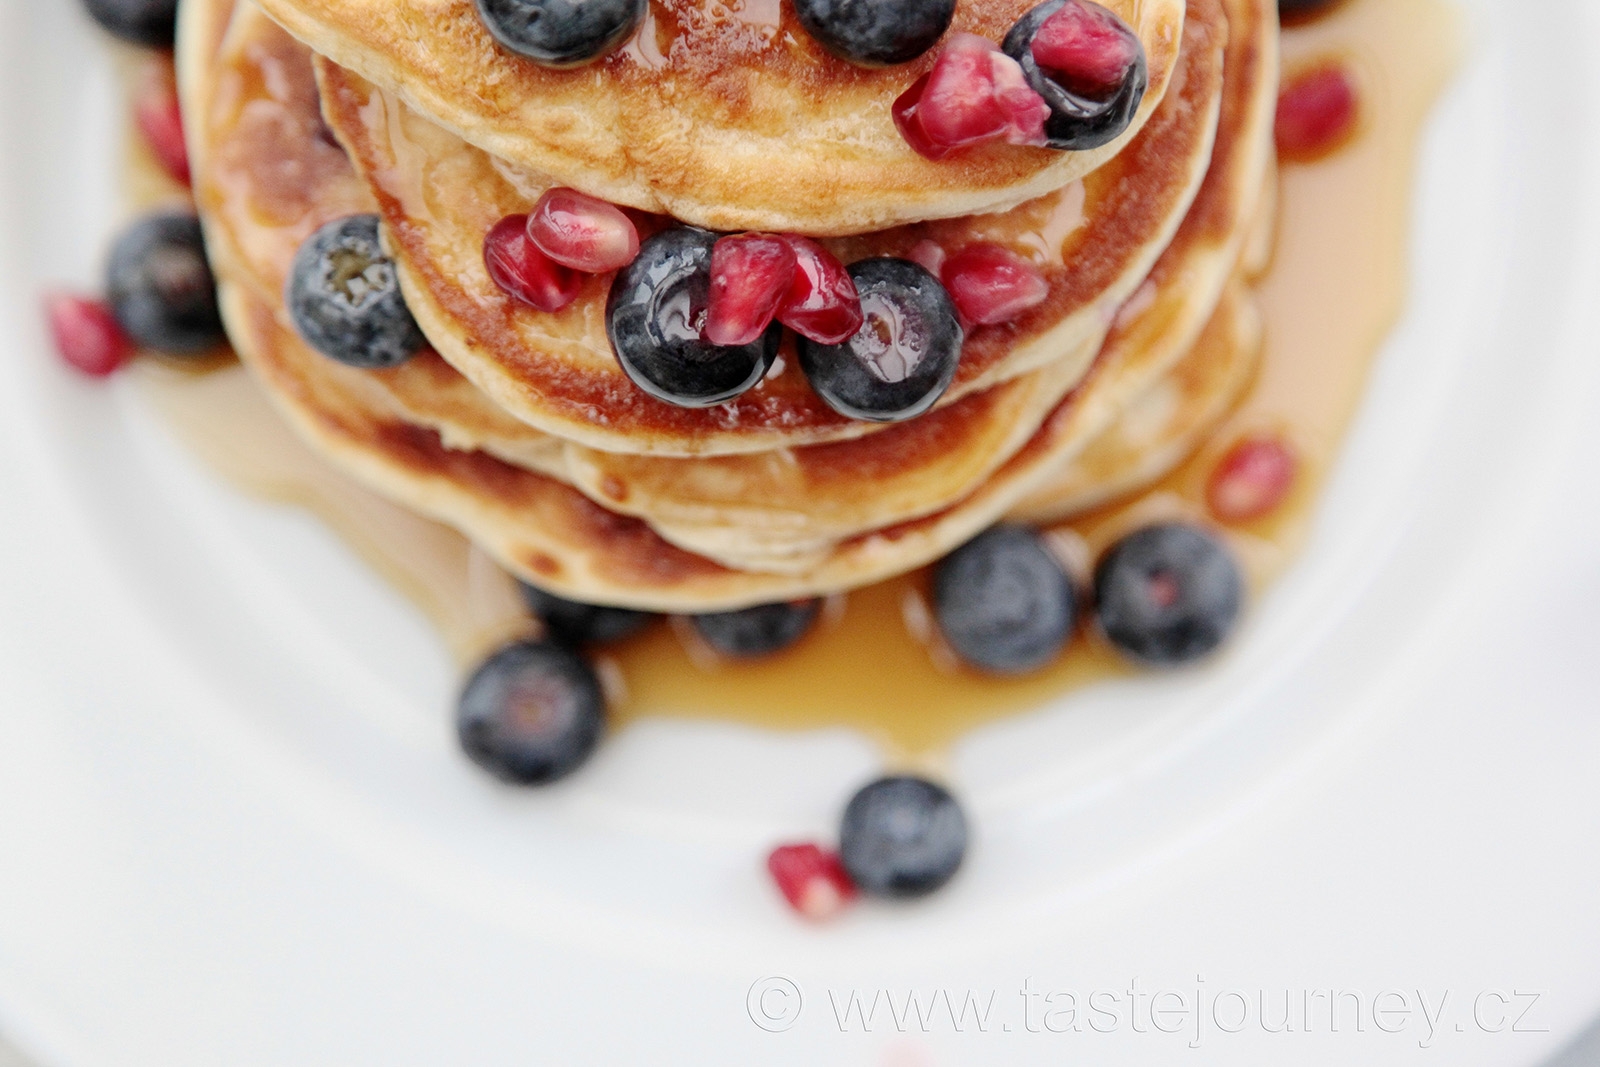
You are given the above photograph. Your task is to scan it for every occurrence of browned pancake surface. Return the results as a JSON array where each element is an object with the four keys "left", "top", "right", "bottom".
[
  {"left": 251, "top": 0, "right": 1185, "bottom": 233},
  {"left": 316, "top": 0, "right": 1227, "bottom": 455}
]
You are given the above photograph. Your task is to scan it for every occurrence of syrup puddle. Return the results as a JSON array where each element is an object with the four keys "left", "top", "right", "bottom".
[{"left": 132, "top": 0, "right": 1459, "bottom": 763}]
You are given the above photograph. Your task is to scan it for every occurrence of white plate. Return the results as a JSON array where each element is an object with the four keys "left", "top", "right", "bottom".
[{"left": 1, "top": 0, "right": 1599, "bottom": 1063}]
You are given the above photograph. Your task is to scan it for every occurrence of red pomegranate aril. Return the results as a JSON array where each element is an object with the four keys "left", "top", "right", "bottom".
[
  {"left": 1207, "top": 435, "right": 1297, "bottom": 522},
  {"left": 484, "top": 214, "right": 584, "bottom": 313},
  {"left": 767, "top": 843, "right": 857, "bottom": 920},
  {"left": 1031, "top": 0, "right": 1142, "bottom": 98},
  {"left": 993, "top": 58, "right": 1052, "bottom": 142},
  {"left": 706, "top": 234, "right": 797, "bottom": 346},
  {"left": 45, "top": 293, "right": 133, "bottom": 377},
  {"left": 1275, "top": 63, "right": 1358, "bottom": 162},
  {"left": 135, "top": 66, "right": 189, "bottom": 186},
  {"left": 777, "top": 236, "right": 863, "bottom": 344},
  {"left": 941, "top": 243, "right": 1050, "bottom": 326},
  {"left": 893, "top": 74, "right": 946, "bottom": 158},
  {"left": 527, "top": 188, "right": 639, "bottom": 273},
  {"left": 894, "top": 34, "right": 1049, "bottom": 160},
  {"left": 916, "top": 38, "right": 1000, "bottom": 151}
]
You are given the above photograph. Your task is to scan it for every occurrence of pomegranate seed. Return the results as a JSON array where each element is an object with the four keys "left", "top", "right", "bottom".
[
  {"left": 1206, "top": 436, "right": 1298, "bottom": 523},
  {"left": 484, "top": 214, "right": 584, "bottom": 313},
  {"left": 1030, "top": 0, "right": 1142, "bottom": 98},
  {"left": 893, "top": 74, "right": 944, "bottom": 158},
  {"left": 941, "top": 243, "right": 1050, "bottom": 325},
  {"left": 776, "top": 236, "right": 863, "bottom": 344},
  {"left": 527, "top": 188, "right": 640, "bottom": 273},
  {"left": 135, "top": 65, "right": 190, "bottom": 186},
  {"left": 705, "top": 234, "right": 797, "bottom": 346},
  {"left": 1275, "top": 63, "right": 1359, "bottom": 162},
  {"left": 45, "top": 293, "right": 133, "bottom": 377},
  {"left": 767, "top": 843, "right": 856, "bottom": 920},
  {"left": 893, "top": 35, "right": 1049, "bottom": 160},
  {"left": 906, "top": 239, "right": 947, "bottom": 277},
  {"left": 990, "top": 59, "right": 1053, "bottom": 143}
]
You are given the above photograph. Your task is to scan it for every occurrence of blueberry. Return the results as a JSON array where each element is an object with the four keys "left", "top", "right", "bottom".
[
  {"left": 1002, "top": 0, "right": 1149, "bottom": 152},
  {"left": 933, "top": 525, "right": 1076, "bottom": 674},
  {"left": 475, "top": 0, "right": 647, "bottom": 67},
  {"left": 839, "top": 776, "right": 967, "bottom": 898},
  {"left": 105, "top": 213, "right": 225, "bottom": 356},
  {"left": 606, "top": 227, "right": 780, "bottom": 409},
  {"left": 287, "top": 214, "right": 426, "bottom": 369},
  {"left": 690, "top": 599, "right": 820, "bottom": 659},
  {"left": 793, "top": 0, "right": 955, "bottom": 66},
  {"left": 456, "top": 640, "right": 606, "bottom": 785},
  {"left": 81, "top": 0, "right": 178, "bottom": 47},
  {"left": 797, "top": 258, "right": 962, "bottom": 423},
  {"left": 519, "top": 582, "right": 655, "bottom": 645},
  {"left": 1093, "top": 522, "right": 1243, "bottom": 666}
]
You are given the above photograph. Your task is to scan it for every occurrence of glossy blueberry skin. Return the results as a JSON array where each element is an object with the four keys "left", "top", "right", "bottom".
[
  {"left": 690, "top": 600, "right": 820, "bottom": 659},
  {"left": 797, "top": 258, "right": 962, "bottom": 423},
  {"left": 105, "top": 214, "right": 225, "bottom": 356},
  {"left": 519, "top": 582, "right": 655, "bottom": 645},
  {"left": 793, "top": 0, "right": 955, "bottom": 67},
  {"left": 933, "top": 525, "right": 1076, "bottom": 674},
  {"left": 82, "top": 0, "right": 178, "bottom": 47},
  {"left": 1002, "top": 0, "right": 1149, "bottom": 152},
  {"left": 475, "top": 0, "right": 648, "bottom": 67},
  {"left": 456, "top": 640, "right": 607, "bottom": 785},
  {"left": 287, "top": 214, "right": 426, "bottom": 369},
  {"left": 1093, "top": 522, "right": 1243, "bottom": 666},
  {"left": 606, "top": 227, "right": 780, "bottom": 408},
  {"left": 840, "top": 776, "right": 967, "bottom": 898}
]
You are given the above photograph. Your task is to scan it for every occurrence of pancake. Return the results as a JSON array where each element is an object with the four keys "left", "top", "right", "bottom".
[
  {"left": 516, "top": 0, "right": 1276, "bottom": 566},
  {"left": 206, "top": 263, "right": 1258, "bottom": 609},
  {"left": 248, "top": 0, "right": 1186, "bottom": 235},
  {"left": 562, "top": 350, "right": 1091, "bottom": 572},
  {"left": 189, "top": 0, "right": 1111, "bottom": 572},
  {"left": 181, "top": 0, "right": 1276, "bottom": 609},
  {"left": 1008, "top": 278, "right": 1261, "bottom": 521},
  {"left": 313, "top": 0, "right": 1226, "bottom": 456},
  {"left": 188, "top": 1, "right": 568, "bottom": 474},
  {"left": 190, "top": 0, "right": 1264, "bottom": 575}
]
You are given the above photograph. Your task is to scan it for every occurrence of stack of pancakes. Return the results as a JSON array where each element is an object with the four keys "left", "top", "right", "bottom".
[{"left": 178, "top": 0, "right": 1277, "bottom": 611}]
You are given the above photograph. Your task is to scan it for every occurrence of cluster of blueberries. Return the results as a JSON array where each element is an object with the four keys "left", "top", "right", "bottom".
[
  {"left": 471, "top": 0, "right": 952, "bottom": 69},
  {"left": 466, "top": 518, "right": 1242, "bottom": 898},
  {"left": 289, "top": 211, "right": 963, "bottom": 424},
  {"left": 474, "top": 0, "right": 1152, "bottom": 157},
  {"left": 267, "top": 215, "right": 1249, "bottom": 906},
  {"left": 474, "top": 0, "right": 1340, "bottom": 71},
  {"left": 84, "top": 0, "right": 1346, "bottom": 61},
  {"left": 610, "top": 228, "right": 964, "bottom": 419},
  {"left": 75, "top": 0, "right": 1284, "bottom": 905}
]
